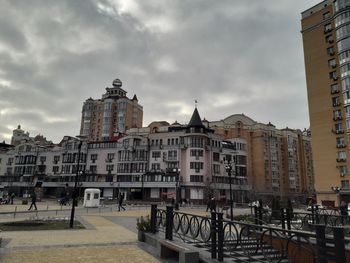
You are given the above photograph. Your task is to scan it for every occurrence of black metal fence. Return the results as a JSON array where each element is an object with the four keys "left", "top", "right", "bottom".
[{"left": 150, "top": 204, "right": 349, "bottom": 263}]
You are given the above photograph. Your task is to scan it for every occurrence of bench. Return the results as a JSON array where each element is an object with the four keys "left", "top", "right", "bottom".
[{"left": 158, "top": 239, "right": 199, "bottom": 263}]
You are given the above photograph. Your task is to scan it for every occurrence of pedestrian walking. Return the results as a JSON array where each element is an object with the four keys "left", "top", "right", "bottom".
[
  {"left": 210, "top": 197, "right": 216, "bottom": 212},
  {"left": 28, "top": 191, "right": 37, "bottom": 210},
  {"left": 118, "top": 193, "right": 126, "bottom": 211},
  {"left": 10, "top": 192, "right": 15, "bottom": 205},
  {"left": 206, "top": 198, "right": 211, "bottom": 212}
]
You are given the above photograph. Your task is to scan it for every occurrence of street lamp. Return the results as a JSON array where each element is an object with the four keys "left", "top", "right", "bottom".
[
  {"left": 174, "top": 168, "right": 181, "bottom": 210},
  {"left": 225, "top": 160, "right": 234, "bottom": 221},
  {"left": 69, "top": 136, "right": 86, "bottom": 229}
]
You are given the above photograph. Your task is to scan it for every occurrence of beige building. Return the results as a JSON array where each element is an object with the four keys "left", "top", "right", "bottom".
[
  {"left": 80, "top": 79, "right": 143, "bottom": 141},
  {"left": 207, "top": 115, "right": 314, "bottom": 202},
  {"left": 301, "top": 0, "right": 350, "bottom": 206}
]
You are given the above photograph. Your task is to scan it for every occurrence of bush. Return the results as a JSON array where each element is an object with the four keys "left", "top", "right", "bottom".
[{"left": 136, "top": 215, "right": 151, "bottom": 232}]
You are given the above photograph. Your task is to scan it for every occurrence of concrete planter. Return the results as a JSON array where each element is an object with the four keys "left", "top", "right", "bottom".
[{"left": 138, "top": 230, "right": 145, "bottom": 242}]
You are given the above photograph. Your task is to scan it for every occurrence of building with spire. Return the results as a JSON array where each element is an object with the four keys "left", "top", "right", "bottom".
[{"left": 79, "top": 78, "right": 143, "bottom": 141}]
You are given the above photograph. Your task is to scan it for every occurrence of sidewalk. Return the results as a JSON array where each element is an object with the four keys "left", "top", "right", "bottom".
[{"left": 0, "top": 210, "right": 161, "bottom": 263}]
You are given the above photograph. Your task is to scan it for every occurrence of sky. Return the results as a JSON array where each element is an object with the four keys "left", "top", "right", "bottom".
[{"left": 0, "top": 0, "right": 321, "bottom": 144}]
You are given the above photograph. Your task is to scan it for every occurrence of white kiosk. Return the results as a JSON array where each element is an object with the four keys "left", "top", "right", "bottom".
[{"left": 83, "top": 189, "right": 101, "bottom": 207}]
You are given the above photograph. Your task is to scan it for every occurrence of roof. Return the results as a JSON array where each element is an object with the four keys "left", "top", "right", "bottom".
[{"left": 188, "top": 107, "right": 204, "bottom": 128}]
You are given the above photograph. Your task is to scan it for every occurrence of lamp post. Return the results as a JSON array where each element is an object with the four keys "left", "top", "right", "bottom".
[
  {"left": 225, "top": 161, "right": 234, "bottom": 221},
  {"left": 174, "top": 168, "right": 181, "bottom": 210},
  {"left": 69, "top": 136, "right": 86, "bottom": 229}
]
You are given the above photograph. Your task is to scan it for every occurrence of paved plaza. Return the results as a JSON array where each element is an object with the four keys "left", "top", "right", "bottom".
[{"left": 0, "top": 200, "right": 251, "bottom": 262}]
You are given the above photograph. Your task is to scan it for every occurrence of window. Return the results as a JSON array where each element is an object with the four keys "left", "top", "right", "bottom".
[
  {"left": 191, "top": 149, "right": 204, "bottom": 157},
  {"left": 151, "top": 163, "right": 160, "bottom": 171},
  {"left": 338, "top": 38, "right": 350, "bottom": 52},
  {"left": 328, "top": 58, "right": 336, "bottom": 67},
  {"left": 53, "top": 156, "right": 60, "bottom": 164},
  {"left": 152, "top": 151, "right": 161, "bottom": 159},
  {"left": 336, "top": 137, "right": 345, "bottom": 147},
  {"left": 40, "top": 156, "right": 46, "bottom": 163},
  {"left": 339, "top": 165, "right": 348, "bottom": 176},
  {"left": 341, "top": 180, "right": 350, "bottom": 188},
  {"left": 324, "top": 23, "right": 332, "bottom": 33},
  {"left": 122, "top": 139, "right": 129, "bottom": 147},
  {"left": 323, "top": 12, "right": 331, "bottom": 20},
  {"left": 190, "top": 162, "right": 204, "bottom": 172},
  {"left": 190, "top": 175, "right": 203, "bottom": 182},
  {"left": 333, "top": 96, "right": 341, "bottom": 106},
  {"left": 335, "top": 123, "right": 344, "bottom": 133},
  {"left": 326, "top": 35, "right": 334, "bottom": 44},
  {"left": 329, "top": 71, "right": 337, "bottom": 80},
  {"left": 333, "top": 109, "right": 342, "bottom": 120},
  {"left": 340, "top": 50, "right": 350, "bottom": 64},
  {"left": 90, "top": 165, "right": 97, "bottom": 173},
  {"left": 331, "top": 84, "right": 339, "bottom": 94},
  {"left": 90, "top": 154, "right": 98, "bottom": 161},
  {"left": 213, "top": 152, "right": 220, "bottom": 162},
  {"left": 344, "top": 90, "right": 350, "bottom": 105},
  {"left": 338, "top": 151, "right": 347, "bottom": 160},
  {"left": 213, "top": 164, "right": 220, "bottom": 174},
  {"left": 106, "top": 153, "right": 114, "bottom": 162},
  {"left": 106, "top": 164, "right": 114, "bottom": 172},
  {"left": 52, "top": 166, "right": 59, "bottom": 174},
  {"left": 327, "top": 47, "right": 335, "bottom": 56},
  {"left": 168, "top": 150, "right": 178, "bottom": 160}
]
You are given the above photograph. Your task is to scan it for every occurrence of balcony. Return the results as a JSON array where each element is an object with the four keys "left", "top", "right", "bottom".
[
  {"left": 333, "top": 116, "right": 343, "bottom": 121},
  {"left": 337, "top": 144, "right": 346, "bottom": 148},
  {"left": 337, "top": 158, "right": 347, "bottom": 162},
  {"left": 333, "top": 102, "right": 341, "bottom": 107},
  {"left": 333, "top": 129, "right": 344, "bottom": 134},
  {"left": 331, "top": 89, "right": 339, "bottom": 94},
  {"left": 105, "top": 159, "right": 113, "bottom": 163}
]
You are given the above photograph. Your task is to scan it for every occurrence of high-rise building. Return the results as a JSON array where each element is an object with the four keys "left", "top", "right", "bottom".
[
  {"left": 207, "top": 115, "right": 314, "bottom": 202},
  {"left": 301, "top": 0, "right": 350, "bottom": 205},
  {"left": 80, "top": 79, "right": 143, "bottom": 141}
]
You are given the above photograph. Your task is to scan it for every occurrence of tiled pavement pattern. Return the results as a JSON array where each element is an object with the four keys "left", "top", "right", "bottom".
[{"left": 0, "top": 208, "right": 161, "bottom": 263}]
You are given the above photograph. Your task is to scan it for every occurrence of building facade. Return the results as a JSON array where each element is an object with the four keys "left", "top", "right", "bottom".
[
  {"left": 302, "top": 0, "right": 350, "bottom": 205},
  {"left": 0, "top": 108, "right": 251, "bottom": 203},
  {"left": 0, "top": 108, "right": 313, "bottom": 204},
  {"left": 207, "top": 114, "right": 314, "bottom": 202},
  {"left": 80, "top": 79, "right": 143, "bottom": 141}
]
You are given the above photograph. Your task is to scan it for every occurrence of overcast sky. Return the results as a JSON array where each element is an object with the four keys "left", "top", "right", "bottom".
[{"left": 0, "top": 0, "right": 321, "bottom": 143}]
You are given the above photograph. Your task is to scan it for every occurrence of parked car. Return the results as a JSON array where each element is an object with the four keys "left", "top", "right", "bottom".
[{"left": 307, "top": 204, "right": 325, "bottom": 211}]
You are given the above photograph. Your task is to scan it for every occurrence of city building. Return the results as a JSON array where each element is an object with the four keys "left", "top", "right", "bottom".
[
  {"left": 79, "top": 78, "right": 143, "bottom": 141},
  {"left": 0, "top": 108, "right": 251, "bottom": 203},
  {"left": 207, "top": 114, "right": 314, "bottom": 202},
  {"left": 11, "top": 125, "right": 52, "bottom": 146},
  {"left": 301, "top": 0, "right": 350, "bottom": 205}
]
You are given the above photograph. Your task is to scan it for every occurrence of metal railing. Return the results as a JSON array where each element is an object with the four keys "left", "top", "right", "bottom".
[{"left": 150, "top": 204, "right": 349, "bottom": 263}]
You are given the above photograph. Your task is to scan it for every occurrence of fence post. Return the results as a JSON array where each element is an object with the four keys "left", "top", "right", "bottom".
[
  {"left": 14, "top": 206, "right": 17, "bottom": 219},
  {"left": 150, "top": 204, "right": 157, "bottom": 234},
  {"left": 254, "top": 206, "right": 258, "bottom": 225},
  {"left": 315, "top": 206, "right": 319, "bottom": 224},
  {"left": 217, "top": 212, "right": 224, "bottom": 262},
  {"left": 315, "top": 225, "right": 327, "bottom": 263},
  {"left": 286, "top": 208, "right": 291, "bottom": 232},
  {"left": 211, "top": 212, "right": 217, "bottom": 260},
  {"left": 165, "top": 206, "right": 173, "bottom": 240},
  {"left": 311, "top": 205, "right": 315, "bottom": 225},
  {"left": 333, "top": 227, "right": 346, "bottom": 263},
  {"left": 281, "top": 208, "right": 286, "bottom": 230}
]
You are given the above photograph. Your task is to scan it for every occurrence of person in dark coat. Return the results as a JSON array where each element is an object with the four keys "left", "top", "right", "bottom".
[
  {"left": 28, "top": 192, "right": 37, "bottom": 210},
  {"left": 118, "top": 193, "right": 126, "bottom": 211},
  {"left": 10, "top": 193, "right": 15, "bottom": 205},
  {"left": 210, "top": 197, "right": 216, "bottom": 212}
]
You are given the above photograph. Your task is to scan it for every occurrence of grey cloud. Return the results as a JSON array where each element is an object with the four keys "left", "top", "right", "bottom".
[{"left": 0, "top": 0, "right": 320, "bottom": 143}]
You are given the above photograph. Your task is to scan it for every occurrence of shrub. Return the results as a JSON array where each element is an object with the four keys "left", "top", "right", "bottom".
[{"left": 136, "top": 215, "right": 151, "bottom": 232}]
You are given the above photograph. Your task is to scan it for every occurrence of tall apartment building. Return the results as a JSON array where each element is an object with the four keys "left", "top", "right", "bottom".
[
  {"left": 80, "top": 79, "right": 143, "bottom": 141},
  {"left": 301, "top": 0, "right": 350, "bottom": 205},
  {"left": 207, "top": 114, "right": 314, "bottom": 202}
]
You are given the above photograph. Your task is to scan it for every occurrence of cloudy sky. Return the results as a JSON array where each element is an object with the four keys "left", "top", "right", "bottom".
[{"left": 0, "top": 0, "right": 320, "bottom": 143}]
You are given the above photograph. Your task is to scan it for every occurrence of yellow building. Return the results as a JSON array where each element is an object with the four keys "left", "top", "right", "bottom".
[{"left": 301, "top": 0, "right": 350, "bottom": 206}]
